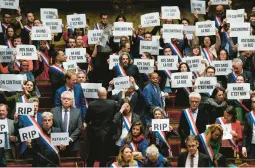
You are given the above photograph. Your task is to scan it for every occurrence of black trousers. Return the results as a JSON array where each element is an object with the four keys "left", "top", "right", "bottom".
[{"left": 247, "top": 144, "right": 255, "bottom": 159}]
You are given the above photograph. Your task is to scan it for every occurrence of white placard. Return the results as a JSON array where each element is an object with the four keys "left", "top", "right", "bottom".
[
  {"left": 134, "top": 59, "right": 154, "bottom": 73},
  {"left": 211, "top": 0, "right": 228, "bottom": 5},
  {"left": 139, "top": 40, "right": 159, "bottom": 55},
  {"left": 112, "top": 89, "right": 121, "bottom": 95},
  {"left": 51, "top": 132, "right": 69, "bottom": 146},
  {"left": 230, "top": 23, "right": 250, "bottom": 37},
  {"left": 113, "top": 76, "right": 130, "bottom": 90},
  {"left": 152, "top": 36, "right": 160, "bottom": 47},
  {"left": 113, "top": 22, "right": 133, "bottom": 36},
  {"left": 238, "top": 36, "right": 255, "bottom": 51},
  {"left": 0, "top": 48, "right": 15, "bottom": 63},
  {"left": 190, "top": 1, "right": 206, "bottom": 15},
  {"left": 195, "top": 77, "right": 217, "bottom": 93},
  {"left": 212, "top": 60, "right": 232, "bottom": 75},
  {"left": 31, "top": 26, "right": 52, "bottom": 41},
  {"left": 161, "top": 6, "right": 180, "bottom": 19},
  {"left": 67, "top": 14, "right": 86, "bottom": 29},
  {"left": 157, "top": 56, "right": 178, "bottom": 70},
  {"left": 227, "top": 83, "right": 250, "bottom": 100},
  {"left": 171, "top": 72, "right": 193, "bottom": 88},
  {"left": 0, "top": 0, "right": 19, "bottom": 9},
  {"left": 16, "top": 45, "right": 37, "bottom": 60},
  {"left": 0, "top": 120, "right": 8, "bottom": 132},
  {"left": 183, "top": 26, "right": 196, "bottom": 40},
  {"left": 0, "top": 74, "right": 25, "bottom": 91},
  {"left": 88, "top": 30, "right": 103, "bottom": 45},
  {"left": 222, "top": 124, "right": 233, "bottom": 140},
  {"left": 141, "top": 12, "right": 160, "bottom": 28},
  {"left": 0, "top": 134, "right": 5, "bottom": 148},
  {"left": 196, "top": 21, "right": 216, "bottom": 36},
  {"left": 40, "top": 8, "right": 58, "bottom": 20},
  {"left": 0, "top": 22, "right": 2, "bottom": 33},
  {"left": 185, "top": 56, "right": 203, "bottom": 72},
  {"left": 42, "top": 19, "right": 62, "bottom": 33},
  {"left": 16, "top": 103, "right": 34, "bottom": 116},
  {"left": 109, "top": 55, "right": 120, "bottom": 70},
  {"left": 152, "top": 119, "right": 169, "bottom": 131},
  {"left": 163, "top": 24, "right": 183, "bottom": 39},
  {"left": 113, "top": 36, "right": 120, "bottom": 43},
  {"left": 81, "top": 83, "right": 102, "bottom": 98},
  {"left": 66, "top": 48, "right": 86, "bottom": 63},
  {"left": 0, "top": 45, "right": 7, "bottom": 48},
  {"left": 19, "top": 126, "right": 39, "bottom": 142},
  {"left": 226, "top": 9, "right": 244, "bottom": 23},
  {"left": 63, "top": 61, "right": 78, "bottom": 72}
]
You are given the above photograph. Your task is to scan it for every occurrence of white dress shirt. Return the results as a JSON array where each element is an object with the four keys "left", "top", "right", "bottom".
[
  {"left": 185, "top": 150, "right": 199, "bottom": 168},
  {"left": 190, "top": 108, "right": 198, "bottom": 135},
  {"left": 62, "top": 107, "right": 70, "bottom": 132}
]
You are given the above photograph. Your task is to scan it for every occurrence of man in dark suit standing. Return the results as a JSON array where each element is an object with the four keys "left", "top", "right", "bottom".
[
  {"left": 55, "top": 72, "right": 87, "bottom": 126},
  {"left": 52, "top": 91, "right": 82, "bottom": 157},
  {"left": 178, "top": 92, "right": 209, "bottom": 149},
  {"left": 177, "top": 135, "right": 210, "bottom": 167},
  {"left": 85, "top": 87, "right": 118, "bottom": 167}
]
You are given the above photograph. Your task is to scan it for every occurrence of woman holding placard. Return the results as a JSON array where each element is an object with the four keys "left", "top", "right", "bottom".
[
  {"left": 5, "top": 26, "right": 15, "bottom": 48},
  {"left": 215, "top": 49, "right": 229, "bottom": 89}
]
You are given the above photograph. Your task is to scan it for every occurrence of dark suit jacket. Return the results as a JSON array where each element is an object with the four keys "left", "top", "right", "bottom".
[
  {"left": 243, "top": 113, "right": 255, "bottom": 148},
  {"left": 227, "top": 70, "right": 255, "bottom": 90},
  {"left": 112, "top": 64, "right": 140, "bottom": 83},
  {"left": 55, "top": 84, "right": 87, "bottom": 122},
  {"left": 52, "top": 107, "right": 82, "bottom": 152},
  {"left": 177, "top": 151, "right": 210, "bottom": 167},
  {"left": 178, "top": 107, "right": 209, "bottom": 147}
]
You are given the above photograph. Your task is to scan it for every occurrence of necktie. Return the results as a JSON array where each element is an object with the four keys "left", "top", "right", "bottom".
[
  {"left": 4, "top": 132, "right": 8, "bottom": 149},
  {"left": 190, "top": 155, "right": 194, "bottom": 167},
  {"left": 63, "top": 109, "right": 68, "bottom": 132}
]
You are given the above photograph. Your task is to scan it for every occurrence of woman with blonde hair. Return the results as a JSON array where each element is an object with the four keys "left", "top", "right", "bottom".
[{"left": 110, "top": 145, "right": 138, "bottom": 167}]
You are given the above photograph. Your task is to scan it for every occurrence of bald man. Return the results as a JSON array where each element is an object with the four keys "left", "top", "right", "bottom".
[{"left": 85, "top": 87, "right": 119, "bottom": 167}]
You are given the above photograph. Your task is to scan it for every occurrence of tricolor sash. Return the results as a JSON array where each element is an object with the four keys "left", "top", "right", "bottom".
[
  {"left": 183, "top": 108, "right": 199, "bottom": 135},
  {"left": 19, "top": 95, "right": 27, "bottom": 103},
  {"left": 40, "top": 52, "right": 50, "bottom": 67},
  {"left": 2, "top": 23, "right": 9, "bottom": 29},
  {"left": 137, "top": 35, "right": 144, "bottom": 40},
  {"left": 168, "top": 43, "right": 182, "bottom": 62},
  {"left": 116, "top": 65, "right": 127, "bottom": 76},
  {"left": 85, "top": 98, "right": 89, "bottom": 108},
  {"left": 202, "top": 48, "right": 212, "bottom": 64},
  {"left": 15, "top": 60, "right": 21, "bottom": 69},
  {"left": 45, "top": 41, "right": 50, "bottom": 50},
  {"left": 156, "top": 131, "right": 172, "bottom": 157},
  {"left": 111, "top": 162, "right": 121, "bottom": 168},
  {"left": 50, "top": 64, "right": 65, "bottom": 76},
  {"left": 215, "top": 16, "right": 223, "bottom": 29},
  {"left": 123, "top": 116, "right": 132, "bottom": 132},
  {"left": 249, "top": 111, "right": 255, "bottom": 125},
  {"left": 192, "top": 72, "right": 200, "bottom": 79},
  {"left": 237, "top": 99, "right": 250, "bottom": 112},
  {"left": 95, "top": 23, "right": 101, "bottom": 30},
  {"left": 164, "top": 70, "right": 172, "bottom": 79},
  {"left": 130, "top": 142, "right": 138, "bottom": 152},
  {"left": 183, "top": 87, "right": 191, "bottom": 96},
  {"left": 24, "top": 25, "right": 32, "bottom": 32},
  {"left": 199, "top": 133, "right": 214, "bottom": 161},
  {"left": 6, "top": 40, "right": 14, "bottom": 48},
  {"left": 231, "top": 72, "right": 237, "bottom": 82}
]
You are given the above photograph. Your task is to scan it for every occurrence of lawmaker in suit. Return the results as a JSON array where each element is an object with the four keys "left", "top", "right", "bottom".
[
  {"left": 177, "top": 135, "right": 210, "bottom": 167},
  {"left": 52, "top": 91, "right": 82, "bottom": 157},
  {"left": 178, "top": 92, "right": 209, "bottom": 148},
  {"left": 55, "top": 71, "right": 87, "bottom": 124},
  {"left": 85, "top": 87, "right": 118, "bottom": 167}
]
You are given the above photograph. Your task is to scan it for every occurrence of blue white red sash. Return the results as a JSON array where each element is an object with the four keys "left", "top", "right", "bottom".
[
  {"left": 192, "top": 72, "right": 200, "bottom": 79},
  {"left": 6, "top": 40, "right": 14, "bottom": 48},
  {"left": 123, "top": 116, "right": 132, "bottom": 132},
  {"left": 183, "top": 87, "right": 191, "bottom": 96},
  {"left": 231, "top": 72, "right": 237, "bottom": 82},
  {"left": 45, "top": 41, "right": 50, "bottom": 50},
  {"left": 199, "top": 133, "right": 214, "bottom": 161},
  {"left": 237, "top": 99, "right": 250, "bottom": 112},
  {"left": 130, "top": 142, "right": 137, "bottom": 152},
  {"left": 116, "top": 65, "right": 127, "bottom": 76},
  {"left": 137, "top": 35, "right": 144, "bottom": 40},
  {"left": 183, "top": 108, "right": 199, "bottom": 135},
  {"left": 19, "top": 95, "right": 27, "bottom": 103},
  {"left": 202, "top": 48, "right": 212, "bottom": 64},
  {"left": 40, "top": 52, "right": 50, "bottom": 67},
  {"left": 224, "top": 32, "right": 230, "bottom": 44},
  {"left": 50, "top": 64, "right": 65, "bottom": 76},
  {"left": 164, "top": 70, "right": 172, "bottom": 79},
  {"left": 24, "top": 25, "right": 32, "bottom": 32},
  {"left": 95, "top": 23, "right": 101, "bottom": 30},
  {"left": 85, "top": 98, "right": 89, "bottom": 108},
  {"left": 168, "top": 42, "right": 182, "bottom": 62},
  {"left": 249, "top": 111, "right": 255, "bottom": 125},
  {"left": 2, "top": 23, "right": 9, "bottom": 29},
  {"left": 215, "top": 16, "right": 223, "bottom": 29},
  {"left": 111, "top": 162, "right": 121, "bottom": 168},
  {"left": 156, "top": 131, "right": 172, "bottom": 157},
  {"left": 15, "top": 60, "right": 20, "bottom": 69}
]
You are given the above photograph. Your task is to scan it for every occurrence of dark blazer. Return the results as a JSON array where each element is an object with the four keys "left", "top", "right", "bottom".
[
  {"left": 178, "top": 107, "right": 209, "bottom": 147},
  {"left": 143, "top": 82, "right": 163, "bottom": 111},
  {"left": 112, "top": 64, "right": 140, "bottom": 83},
  {"left": 243, "top": 112, "right": 255, "bottom": 148},
  {"left": 52, "top": 107, "right": 82, "bottom": 152},
  {"left": 55, "top": 84, "right": 87, "bottom": 122},
  {"left": 177, "top": 151, "right": 210, "bottom": 167},
  {"left": 227, "top": 70, "right": 255, "bottom": 90}
]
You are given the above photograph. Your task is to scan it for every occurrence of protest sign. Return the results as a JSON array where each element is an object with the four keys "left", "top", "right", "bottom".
[
  {"left": 227, "top": 83, "right": 250, "bottom": 100},
  {"left": 40, "top": 8, "right": 58, "bottom": 20},
  {"left": 211, "top": 0, "right": 228, "bottom": 5},
  {"left": 109, "top": 55, "right": 119, "bottom": 70},
  {"left": 0, "top": 134, "right": 5, "bottom": 148},
  {"left": 16, "top": 45, "right": 37, "bottom": 60},
  {"left": 31, "top": 26, "right": 51, "bottom": 41},
  {"left": 63, "top": 61, "right": 77, "bottom": 73},
  {"left": 19, "top": 126, "right": 39, "bottom": 142},
  {"left": 0, "top": 0, "right": 19, "bottom": 9},
  {"left": 226, "top": 9, "right": 244, "bottom": 23},
  {"left": 152, "top": 119, "right": 169, "bottom": 131},
  {"left": 134, "top": 59, "right": 154, "bottom": 73},
  {"left": 196, "top": 21, "right": 215, "bottom": 36},
  {"left": 141, "top": 12, "right": 160, "bottom": 27},
  {"left": 0, "top": 74, "right": 25, "bottom": 91},
  {"left": 0, "top": 45, "right": 7, "bottom": 48},
  {"left": 212, "top": 60, "right": 232, "bottom": 75},
  {"left": 183, "top": 26, "right": 196, "bottom": 40},
  {"left": 190, "top": 1, "right": 206, "bottom": 15},
  {"left": 67, "top": 14, "right": 86, "bottom": 29},
  {"left": 139, "top": 40, "right": 159, "bottom": 55},
  {"left": 113, "top": 22, "right": 133, "bottom": 36},
  {"left": 66, "top": 48, "right": 86, "bottom": 63},
  {"left": 0, "top": 22, "right": 2, "bottom": 33},
  {"left": 195, "top": 77, "right": 217, "bottom": 93},
  {"left": 113, "top": 36, "right": 120, "bottom": 43},
  {"left": 16, "top": 103, "right": 34, "bottom": 116},
  {"left": 81, "top": 83, "right": 102, "bottom": 98},
  {"left": 112, "top": 89, "right": 121, "bottom": 95},
  {"left": 0, "top": 48, "right": 15, "bottom": 63},
  {"left": 51, "top": 133, "right": 69, "bottom": 146},
  {"left": 163, "top": 24, "right": 183, "bottom": 39},
  {"left": 230, "top": 23, "right": 250, "bottom": 37},
  {"left": 99, "top": 34, "right": 108, "bottom": 47},
  {"left": 42, "top": 19, "right": 62, "bottom": 33},
  {"left": 152, "top": 36, "right": 161, "bottom": 47},
  {"left": 222, "top": 124, "right": 233, "bottom": 140},
  {"left": 238, "top": 36, "right": 255, "bottom": 51},
  {"left": 157, "top": 56, "right": 178, "bottom": 71},
  {"left": 171, "top": 72, "right": 193, "bottom": 88},
  {"left": 161, "top": 6, "right": 180, "bottom": 19},
  {"left": 113, "top": 76, "right": 130, "bottom": 90},
  {"left": 0, "top": 120, "right": 8, "bottom": 132},
  {"left": 88, "top": 30, "right": 103, "bottom": 45},
  {"left": 185, "top": 56, "right": 203, "bottom": 72}
]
